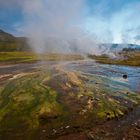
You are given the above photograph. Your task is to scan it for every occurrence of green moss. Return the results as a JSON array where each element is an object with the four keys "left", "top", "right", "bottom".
[
  {"left": 0, "top": 72, "right": 66, "bottom": 132},
  {"left": 0, "top": 61, "right": 140, "bottom": 139},
  {"left": 0, "top": 52, "right": 84, "bottom": 64}
]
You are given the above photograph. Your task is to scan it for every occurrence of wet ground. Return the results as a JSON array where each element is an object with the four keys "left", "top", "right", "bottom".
[
  {"left": 65, "top": 60, "right": 140, "bottom": 93},
  {"left": 1, "top": 60, "right": 140, "bottom": 92},
  {"left": 0, "top": 60, "right": 140, "bottom": 140}
]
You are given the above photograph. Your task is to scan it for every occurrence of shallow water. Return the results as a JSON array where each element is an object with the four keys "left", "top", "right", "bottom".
[
  {"left": 65, "top": 60, "right": 140, "bottom": 93},
  {"left": 0, "top": 60, "right": 140, "bottom": 93}
]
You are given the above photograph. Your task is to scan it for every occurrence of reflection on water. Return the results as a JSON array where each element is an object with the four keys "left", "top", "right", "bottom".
[{"left": 66, "top": 60, "right": 140, "bottom": 93}]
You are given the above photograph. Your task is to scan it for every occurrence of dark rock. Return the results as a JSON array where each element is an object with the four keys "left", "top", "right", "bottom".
[
  {"left": 73, "top": 125, "right": 80, "bottom": 129},
  {"left": 100, "top": 130, "right": 105, "bottom": 134},
  {"left": 39, "top": 113, "right": 58, "bottom": 122},
  {"left": 123, "top": 74, "right": 127, "bottom": 79},
  {"left": 136, "top": 125, "right": 140, "bottom": 130},
  {"left": 90, "top": 98, "right": 94, "bottom": 101},
  {"left": 128, "top": 107, "right": 133, "bottom": 111},
  {"left": 106, "top": 112, "right": 110, "bottom": 116}
]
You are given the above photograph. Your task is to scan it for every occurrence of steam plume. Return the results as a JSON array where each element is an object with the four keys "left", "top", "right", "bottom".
[
  {"left": 0, "top": 0, "right": 140, "bottom": 55},
  {"left": 20, "top": 0, "right": 100, "bottom": 54}
]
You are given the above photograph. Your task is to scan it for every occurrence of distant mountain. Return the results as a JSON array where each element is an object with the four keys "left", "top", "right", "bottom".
[
  {"left": 0, "top": 29, "right": 30, "bottom": 52},
  {"left": 0, "top": 29, "right": 17, "bottom": 42}
]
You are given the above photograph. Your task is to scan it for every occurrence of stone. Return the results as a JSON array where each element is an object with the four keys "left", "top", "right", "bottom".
[
  {"left": 65, "top": 126, "right": 70, "bottom": 129},
  {"left": 52, "top": 129, "right": 57, "bottom": 134},
  {"left": 42, "top": 130, "right": 46, "bottom": 133},
  {"left": 123, "top": 74, "right": 127, "bottom": 79}
]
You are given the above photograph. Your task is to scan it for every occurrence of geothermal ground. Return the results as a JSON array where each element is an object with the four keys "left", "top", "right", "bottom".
[{"left": 0, "top": 55, "right": 140, "bottom": 140}]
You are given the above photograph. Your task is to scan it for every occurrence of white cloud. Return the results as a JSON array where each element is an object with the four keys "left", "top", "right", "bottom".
[{"left": 84, "top": 1, "right": 140, "bottom": 44}]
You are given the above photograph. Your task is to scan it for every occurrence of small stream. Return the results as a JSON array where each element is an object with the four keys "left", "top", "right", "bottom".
[{"left": 65, "top": 60, "right": 140, "bottom": 93}]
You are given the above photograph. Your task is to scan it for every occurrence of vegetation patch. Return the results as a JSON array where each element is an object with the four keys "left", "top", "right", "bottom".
[{"left": 88, "top": 50, "right": 140, "bottom": 66}]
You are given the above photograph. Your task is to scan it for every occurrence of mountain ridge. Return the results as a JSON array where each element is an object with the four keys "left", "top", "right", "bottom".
[{"left": 0, "top": 29, "right": 29, "bottom": 52}]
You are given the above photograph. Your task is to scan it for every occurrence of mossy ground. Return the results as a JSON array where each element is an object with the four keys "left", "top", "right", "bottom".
[{"left": 0, "top": 59, "right": 140, "bottom": 139}]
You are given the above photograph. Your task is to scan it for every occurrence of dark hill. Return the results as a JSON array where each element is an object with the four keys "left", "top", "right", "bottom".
[
  {"left": 0, "top": 29, "right": 30, "bottom": 52},
  {"left": 0, "top": 29, "right": 16, "bottom": 42}
]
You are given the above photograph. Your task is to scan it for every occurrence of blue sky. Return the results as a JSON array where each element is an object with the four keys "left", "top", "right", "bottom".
[
  {"left": 0, "top": 7, "right": 23, "bottom": 34},
  {"left": 0, "top": 0, "right": 140, "bottom": 44}
]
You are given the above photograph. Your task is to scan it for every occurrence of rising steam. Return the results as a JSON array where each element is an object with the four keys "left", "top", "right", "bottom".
[
  {"left": 20, "top": 0, "right": 100, "bottom": 54},
  {"left": 0, "top": 0, "right": 140, "bottom": 55}
]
